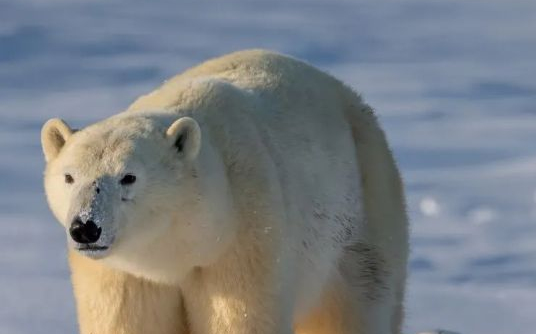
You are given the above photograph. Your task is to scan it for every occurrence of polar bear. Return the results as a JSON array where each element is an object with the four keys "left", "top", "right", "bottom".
[{"left": 41, "top": 49, "right": 408, "bottom": 334}]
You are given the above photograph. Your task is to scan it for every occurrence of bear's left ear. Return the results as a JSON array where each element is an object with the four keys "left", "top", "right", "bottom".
[{"left": 166, "top": 117, "right": 201, "bottom": 161}]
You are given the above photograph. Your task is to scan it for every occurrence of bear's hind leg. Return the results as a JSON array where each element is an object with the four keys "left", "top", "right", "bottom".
[
  {"left": 295, "top": 242, "right": 402, "bottom": 334},
  {"left": 294, "top": 279, "right": 357, "bottom": 334}
]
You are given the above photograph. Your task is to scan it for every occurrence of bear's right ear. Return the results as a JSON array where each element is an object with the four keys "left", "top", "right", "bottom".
[
  {"left": 166, "top": 117, "right": 201, "bottom": 161},
  {"left": 41, "top": 118, "right": 74, "bottom": 162}
]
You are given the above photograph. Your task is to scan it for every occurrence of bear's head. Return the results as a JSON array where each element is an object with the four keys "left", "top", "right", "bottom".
[{"left": 41, "top": 114, "right": 235, "bottom": 283}]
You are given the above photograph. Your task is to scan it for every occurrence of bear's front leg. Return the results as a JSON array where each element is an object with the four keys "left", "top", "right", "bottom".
[
  {"left": 69, "top": 251, "right": 187, "bottom": 334},
  {"left": 181, "top": 243, "right": 294, "bottom": 334}
]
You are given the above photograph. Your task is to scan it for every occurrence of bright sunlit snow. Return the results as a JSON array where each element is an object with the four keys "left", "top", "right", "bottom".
[{"left": 0, "top": 1, "right": 535, "bottom": 333}]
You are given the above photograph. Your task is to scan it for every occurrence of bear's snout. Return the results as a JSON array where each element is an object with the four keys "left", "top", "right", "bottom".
[{"left": 69, "top": 217, "right": 102, "bottom": 244}]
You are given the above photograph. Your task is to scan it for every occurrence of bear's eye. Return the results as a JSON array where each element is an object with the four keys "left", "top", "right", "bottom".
[
  {"left": 65, "top": 174, "right": 74, "bottom": 184},
  {"left": 120, "top": 174, "right": 136, "bottom": 186}
]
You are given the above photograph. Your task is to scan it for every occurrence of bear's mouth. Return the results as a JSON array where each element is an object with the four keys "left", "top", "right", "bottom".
[
  {"left": 74, "top": 244, "right": 112, "bottom": 259},
  {"left": 75, "top": 244, "right": 109, "bottom": 251}
]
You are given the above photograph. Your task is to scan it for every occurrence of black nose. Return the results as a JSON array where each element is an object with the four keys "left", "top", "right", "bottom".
[{"left": 69, "top": 217, "right": 102, "bottom": 244}]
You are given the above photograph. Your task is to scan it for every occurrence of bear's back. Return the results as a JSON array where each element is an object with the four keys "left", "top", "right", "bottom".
[{"left": 126, "top": 49, "right": 350, "bottom": 115}]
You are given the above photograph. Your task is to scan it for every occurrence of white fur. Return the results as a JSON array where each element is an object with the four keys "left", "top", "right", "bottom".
[{"left": 42, "top": 49, "right": 408, "bottom": 334}]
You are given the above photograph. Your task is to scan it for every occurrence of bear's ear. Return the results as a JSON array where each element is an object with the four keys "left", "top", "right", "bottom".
[
  {"left": 166, "top": 117, "right": 201, "bottom": 161},
  {"left": 41, "top": 118, "right": 74, "bottom": 162}
]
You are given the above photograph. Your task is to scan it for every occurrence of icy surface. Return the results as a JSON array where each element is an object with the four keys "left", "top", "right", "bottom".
[{"left": 1, "top": 1, "right": 535, "bottom": 333}]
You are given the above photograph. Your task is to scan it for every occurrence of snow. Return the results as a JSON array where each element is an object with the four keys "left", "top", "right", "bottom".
[{"left": 1, "top": 0, "right": 535, "bottom": 333}]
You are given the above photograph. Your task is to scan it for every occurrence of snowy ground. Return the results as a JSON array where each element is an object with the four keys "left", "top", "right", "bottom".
[{"left": 1, "top": 1, "right": 535, "bottom": 333}]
